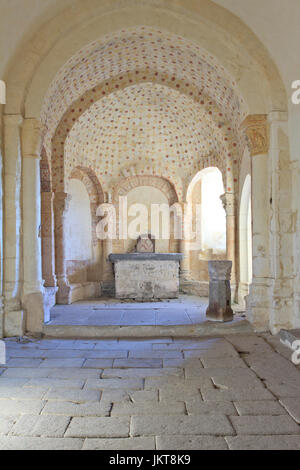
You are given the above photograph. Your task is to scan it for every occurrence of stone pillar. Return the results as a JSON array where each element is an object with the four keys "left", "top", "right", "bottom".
[
  {"left": 241, "top": 115, "right": 271, "bottom": 331},
  {"left": 54, "top": 192, "right": 72, "bottom": 304},
  {"left": 268, "top": 111, "right": 294, "bottom": 332},
  {"left": 3, "top": 114, "right": 24, "bottom": 336},
  {"left": 179, "top": 202, "right": 191, "bottom": 284},
  {"left": 206, "top": 260, "right": 233, "bottom": 322},
  {"left": 0, "top": 109, "right": 3, "bottom": 337},
  {"left": 41, "top": 191, "right": 56, "bottom": 287},
  {"left": 220, "top": 192, "right": 236, "bottom": 286},
  {"left": 21, "top": 118, "right": 45, "bottom": 332}
]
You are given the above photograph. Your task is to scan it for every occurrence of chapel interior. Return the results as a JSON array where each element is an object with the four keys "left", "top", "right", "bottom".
[
  {"left": 0, "top": 0, "right": 300, "bottom": 453},
  {"left": 0, "top": 0, "right": 299, "bottom": 337}
]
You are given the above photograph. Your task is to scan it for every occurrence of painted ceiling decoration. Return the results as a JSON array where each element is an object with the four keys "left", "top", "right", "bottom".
[{"left": 43, "top": 26, "right": 247, "bottom": 198}]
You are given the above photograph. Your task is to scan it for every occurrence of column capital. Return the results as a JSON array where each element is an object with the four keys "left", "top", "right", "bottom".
[
  {"left": 220, "top": 192, "right": 235, "bottom": 216},
  {"left": 21, "top": 118, "right": 43, "bottom": 159},
  {"left": 240, "top": 114, "right": 269, "bottom": 156}
]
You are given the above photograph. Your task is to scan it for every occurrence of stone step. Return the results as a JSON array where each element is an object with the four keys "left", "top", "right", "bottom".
[
  {"left": 279, "top": 329, "right": 300, "bottom": 350},
  {"left": 42, "top": 317, "right": 253, "bottom": 339}
]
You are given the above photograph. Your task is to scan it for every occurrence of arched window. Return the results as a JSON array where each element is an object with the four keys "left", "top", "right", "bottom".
[{"left": 187, "top": 167, "right": 226, "bottom": 254}]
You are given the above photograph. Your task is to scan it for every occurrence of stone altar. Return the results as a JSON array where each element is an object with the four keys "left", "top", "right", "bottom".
[{"left": 109, "top": 253, "right": 183, "bottom": 300}]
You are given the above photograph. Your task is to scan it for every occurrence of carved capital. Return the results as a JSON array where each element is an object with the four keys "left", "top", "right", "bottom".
[
  {"left": 220, "top": 192, "right": 235, "bottom": 216},
  {"left": 241, "top": 114, "right": 269, "bottom": 156},
  {"left": 22, "top": 118, "right": 43, "bottom": 158}
]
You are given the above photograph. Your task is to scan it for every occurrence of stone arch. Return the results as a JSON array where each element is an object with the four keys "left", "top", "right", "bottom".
[
  {"left": 113, "top": 174, "right": 178, "bottom": 206},
  {"left": 4, "top": 1, "right": 286, "bottom": 118},
  {"left": 51, "top": 72, "right": 240, "bottom": 195}
]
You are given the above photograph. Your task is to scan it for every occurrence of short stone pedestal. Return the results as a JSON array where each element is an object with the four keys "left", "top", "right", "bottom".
[
  {"left": 206, "top": 260, "right": 233, "bottom": 322},
  {"left": 109, "top": 253, "right": 183, "bottom": 300}
]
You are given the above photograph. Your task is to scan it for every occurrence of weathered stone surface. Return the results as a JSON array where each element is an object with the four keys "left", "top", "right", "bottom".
[
  {"left": 0, "top": 415, "right": 18, "bottom": 435},
  {"left": 186, "top": 401, "right": 237, "bottom": 415},
  {"left": 1, "top": 335, "right": 299, "bottom": 450},
  {"left": 230, "top": 415, "right": 300, "bottom": 435},
  {"left": 111, "top": 257, "right": 181, "bottom": 300},
  {"left": 65, "top": 417, "right": 130, "bottom": 438},
  {"left": 201, "top": 387, "right": 274, "bottom": 401},
  {"left": 201, "top": 357, "right": 247, "bottom": 369},
  {"left": 156, "top": 435, "right": 228, "bottom": 450},
  {"left": 131, "top": 415, "right": 234, "bottom": 436},
  {"left": 85, "top": 378, "right": 143, "bottom": 390},
  {"left": 102, "top": 367, "right": 183, "bottom": 378},
  {"left": 111, "top": 401, "right": 186, "bottom": 416},
  {"left": 83, "top": 437, "right": 155, "bottom": 450},
  {"left": 45, "top": 388, "right": 101, "bottom": 403},
  {"left": 226, "top": 435, "right": 300, "bottom": 450},
  {"left": 82, "top": 359, "right": 113, "bottom": 368},
  {"left": 280, "top": 398, "right": 300, "bottom": 423},
  {"left": 234, "top": 401, "right": 287, "bottom": 416},
  {"left": 42, "top": 401, "right": 110, "bottom": 417},
  {"left": 0, "top": 400, "right": 45, "bottom": 415},
  {"left": 113, "top": 358, "right": 163, "bottom": 368},
  {"left": 11, "top": 415, "right": 70, "bottom": 437},
  {"left": 0, "top": 437, "right": 83, "bottom": 450}
]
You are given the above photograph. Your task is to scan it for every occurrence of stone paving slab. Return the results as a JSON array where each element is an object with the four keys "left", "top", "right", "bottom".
[
  {"left": 230, "top": 415, "right": 300, "bottom": 435},
  {"left": 0, "top": 335, "right": 299, "bottom": 450},
  {"left": 0, "top": 399, "right": 45, "bottom": 415},
  {"left": 0, "top": 437, "right": 84, "bottom": 450},
  {"left": 280, "top": 398, "right": 300, "bottom": 423},
  {"left": 111, "top": 401, "right": 186, "bottom": 416},
  {"left": 186, "top": 401, "right": 237, "bottom": 415},
  {"left": 234, "top": 400, "right": 287, "bottom": 416},
  {"left": 10, "top": 415, "right": 71, "bottom": 437},
  {"left": 42, "top": 401, "right": 111, "bottom": 417},
  {"left": 82, "top": 359, "right": 113, "bottom": 368},
  {"left": 156, "top": 435, "right": 228, "bottom": 450},
  {"left": 201, "top": 387, "right": 275, "bottom": 401},
  {"left": 84, "top": 378, "right": 144, "bottom": 390},
  {"left": 226, "top": 435, "right": 300, "bottom": 450},
  {"left": 131, "top": 415, "right": 235, "bottom": 436},
  {"left": 82, "top": 437, "right": 155, "bottom": 450},
  {"left": 0, "top": 415, "right": 18, "bottom": 435},
  {"left": 113, "top": 358, "right": 163, "bottom": 368},
  {"left": 65, "top": 417, "right": 130, "bottom": 438},
  {"left": 102, "top": 367, "right": 183, "bottom": 378},
  {"left": 45, "top": 388, "right": 101, "bottom": 404}
]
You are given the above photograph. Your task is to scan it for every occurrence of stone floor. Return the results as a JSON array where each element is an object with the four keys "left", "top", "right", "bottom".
[
  {"left": 48, "top": 296, "right": 245, "bottom": 326},
  {"left": 0, "top": 333, "right": 299, "bottom": 450}
]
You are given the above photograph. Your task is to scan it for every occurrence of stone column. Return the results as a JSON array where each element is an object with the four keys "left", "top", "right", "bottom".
[
  {"left": 179, "top": 202, "right": 191, "bottom": 285},
  {"left": 3, "top": 114, "right": 24, "bottom": 336},
  {"left": 206, "top": 260, "right": 233, "bottom": 322},
  {"left": 21, "top": 118, "right": 45, "bottom": 332},
  {"left": 41, "top": 191, "right": 56, "bottom": 287},
  {"left": 54, "top": 192, "right": 72, "bottom": 304},
  {"left": 0, "top": 109, "right": 4, "bottom": 337},
  {"left": 220, "top": 192, "right": 236, "bottom": 292},
  {"left": 268, "top": 111, "right": 294, "bottom": 332},
  {"left": 241, "top": 115, "right": 271, "bottom": 330}
]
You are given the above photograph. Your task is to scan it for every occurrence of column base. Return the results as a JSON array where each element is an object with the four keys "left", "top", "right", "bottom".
[
  {"left": 56, "top": 282, "right": 71, "bottom": 305},
  {"left": 23, "top": 291, "right": 44, "bottom": 334},
  {"left": 206, "top": 274, "right": 233, "bottom": 323},
  {"left": 206, "top": 304, "right": 234, "bottom": 322}
]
